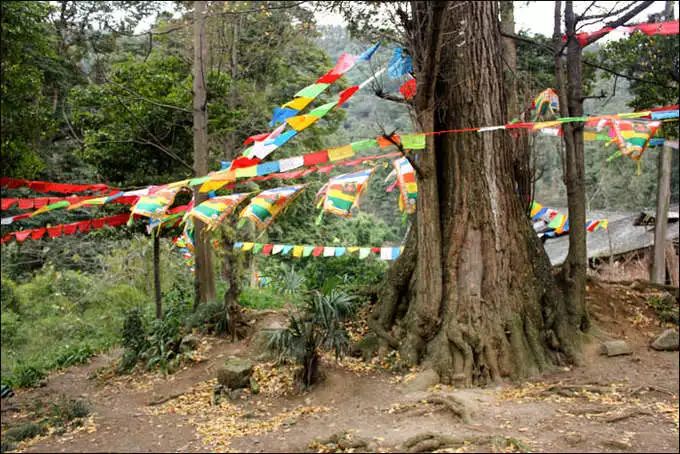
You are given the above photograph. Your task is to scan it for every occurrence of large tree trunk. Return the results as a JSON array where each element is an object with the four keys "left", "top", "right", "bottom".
[
  {"left": 193, "top": 0, "right": 216, "bottom": 307},
  {"left": 373, "top": 1, "right": 580, "bottom": 386}
]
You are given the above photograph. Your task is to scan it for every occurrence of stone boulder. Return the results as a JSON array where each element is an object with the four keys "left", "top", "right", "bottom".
[
  {"left": 179, "top": 334, "right": 200, "bottom": 353},
  {"left": 217, "top": 357, "right": 254, "bottom": 389},
  {"left": 651, "top": 329, "right": 679, "bottom": 351},
  {"left": 599, "top": 340, "right": 632, "bottom": 357}
]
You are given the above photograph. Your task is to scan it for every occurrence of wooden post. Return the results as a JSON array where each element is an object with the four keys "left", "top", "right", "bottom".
[
  {"left": 651, "top": 0, "right": 674, "bottom": 284},
  {"left": 652, "top": 143, "right": 672, "bottom": 283},
  {"left": 153, "top": 231, "right": 162, "bottom": 319}
]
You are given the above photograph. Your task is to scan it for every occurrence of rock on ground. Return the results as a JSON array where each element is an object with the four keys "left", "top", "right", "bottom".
[
  {"left": 217, "top": 357, "right": 254, "bottom": 389},
  {"left": 600, "top": 340, "right": 632, "bottom": 357},
  {"left": 651, "top": 329, "right": 679, "bottom": 351}
]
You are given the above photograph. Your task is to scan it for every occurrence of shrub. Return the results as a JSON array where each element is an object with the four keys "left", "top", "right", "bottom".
[
  {"left": 647, "top": 294, "right": 679, "bottom": 325},
  {"left": 0, "top": 276, "right": 21, "bottom": 312},
  {"left": 2, "top": 422, "right": 44, "bottom": 442},
  {"left": 184, "top": 300, "right": 229, "bottom": 333},
  {"left": 267, "top": 289, "right": 355, "bottom": 390},
  {"left": 10, "top": 364, "right": 46, "bottom": 388},
  {"left": 50, "top": 396, "right": 90, "bottom": 427},
  {"left": 1, "top": 310, "right": 22, "bottom": 348},
  {"left": 52, "top": 344, "right": 95, "bottom": 369},
  {"left": 239, "top": 287, "right": 288, "bottom": 310}
]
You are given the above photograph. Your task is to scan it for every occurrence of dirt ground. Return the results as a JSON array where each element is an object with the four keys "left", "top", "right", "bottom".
[{"left": 2, "top": 280, "right": 678, "bottom": 453}]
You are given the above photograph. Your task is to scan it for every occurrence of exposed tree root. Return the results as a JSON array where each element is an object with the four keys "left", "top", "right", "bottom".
[
  {"left": 309, "top": 430, "right": 372, "bottom": 451},
  {"left": 604, "top": 409, "right": 653, "bottom": 423},
  {"left": 423, "top": 394, "right": 471, "bottom": 423},
  {"left": 542, "top": 384, "right": 609, "bottom": 397},
  {"left": 401, "top": 433, "right": 492, "bottom": 453},
  {"left": 147, "top": 391, "right": 184, "bottom": 406}
]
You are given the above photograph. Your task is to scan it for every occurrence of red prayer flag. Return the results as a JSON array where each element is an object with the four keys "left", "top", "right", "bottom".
[
  {"left": 262, "top": 244, "right": 273, "bottom": 255},
  {"left": 316, "top": 70, "right": 343, "bottom": 84},
  {"left": 303, "top": 150, "right": 329, "bottom": 166},
  {"left": 231, "top": 156, "right": 261, "bottom": 169},
  {"left": 371, "top": 247, "right": 380, "bottom": 253},
  {"left": 78, "top": 221, "right": 91, "bottom": 233},
  {"left": 244, "top": 133, "right": 271, "bottom": 145},
  {"left": 1, "top": 198, "right": 17, "bottom": 210},
  {"left": 399, "top": 78, "right": 417, "bottom": 99},
  {"left": 18, "top": 199, "right": 35, "bottom": 210},
  {"left": 312, "top": 246, "right": 324, "bottom": 257},
  {"left": 30, "top": 228, "right": 46, "bottom": 240},
  {"left": 91, "top": 218, "right": 106, "bottom": 229},
  {"left": 337, "top": 86, "right": 359, "bottom": 107},
  {"left": 15, "top": 231, "right": 31, "bottom": 242},
  {"left": 47, "top": 225, "right": 63, "bottom": 238},
  {"left": 63, "top": 223, "right": 79, "bottom": 235}
]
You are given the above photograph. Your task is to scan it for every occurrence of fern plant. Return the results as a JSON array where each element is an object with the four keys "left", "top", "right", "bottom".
[{"left": 266, "top": 289, "right": 355, "bottom": 389}]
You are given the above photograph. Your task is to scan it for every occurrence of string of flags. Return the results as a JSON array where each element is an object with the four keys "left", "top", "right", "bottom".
[
  {"left": 0, "top": 177, "right": 114, "bottom": 194},
  {"left": 565, "top": 19, "right": 679, "bottom": 47},
  {"left": 233, "top": 241, "right": 404, "bottom": 261},
  {"left": 2, "top": 104, "right": 676, "bottom": 227},
  {"left": 530, "top": 201, "right": 608, "bottom": 238}
]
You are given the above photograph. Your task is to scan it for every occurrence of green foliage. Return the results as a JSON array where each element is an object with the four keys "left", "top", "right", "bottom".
[
  {"left": 2, "top": 422, "right": 44, "bottom": 443},
  {"left": 52, "top": 344, "right": 96, "bottom": 369},
  {"left": 599, "top": 31, "right": 679, "bottom": 112},
  {"left": 647, "top": 295, "right": 679, "bottom": 325},
  {"left": 239, "top": 287, "right": 289, "bottom": 310},
  {"left": 8, "top": 364, "right": 46, "bottom": 389},
  {"left": 267, "top": 289, "right": 355, "bottom": 389},
  {"left": 184, "top": 300, "right": 229, "bottom": 333},
  {"left": 0, "top": 1, "right": 57, "bottom": 178},
  {"left": 270, "top": 264, "right": 306, "bottom": 296},
  {"left": 49, "top": 396, "right": 90, "bottom": 427}
]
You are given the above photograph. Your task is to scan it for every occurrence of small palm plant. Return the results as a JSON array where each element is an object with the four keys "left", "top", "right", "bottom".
[
  {"left": 266, "top": 289, "right": 355, "bottom": 389},
  {"left": 273, "top": 265, "right": 306, "bottom": 296}
]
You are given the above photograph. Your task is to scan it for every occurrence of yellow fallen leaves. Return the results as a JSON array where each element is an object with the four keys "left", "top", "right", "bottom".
[
  {"left": 252, "top": 361, "right": 296, "bottom": 396},
  {"left": 147, "top": 379, "right": 329, "bottom": 450}
]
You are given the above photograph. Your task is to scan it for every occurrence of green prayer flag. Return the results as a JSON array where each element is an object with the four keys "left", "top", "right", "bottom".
[
  {"left": 189, "top": 176, "right": 210, "bottom": 186},
  {"left": 295, "top": 83, "right": 329, "bottom": 99},
  {"left": 252, "top": 243, "right": 264, "bottom": 254},
  {"left": 307, "top": 101, "right": 337, "bottom": 119},
  {"left": 400, "top": 134, "right": 426, "bottom": 149},
  {"left": 351, "top": 139, "right": 378, "bottom": 152},
  {"left": 302, "top": 246, "right": 315, "bottom": 257}
]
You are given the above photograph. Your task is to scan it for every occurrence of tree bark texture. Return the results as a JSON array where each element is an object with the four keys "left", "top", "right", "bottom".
[
  {"left": 372, "top": 1, "right": 581, "bottom": 386},
  {"left": 552, "top": 1, "right": 590, "bottom": 333},
  {"left": 651, "top": 1, "right": 675, "bottom": 284},
  {"left": 153, "top": 231, "right": 162, "bottom": 319},
  {"left": 193, "top": 0, "right": 216, "bottom": 307}
]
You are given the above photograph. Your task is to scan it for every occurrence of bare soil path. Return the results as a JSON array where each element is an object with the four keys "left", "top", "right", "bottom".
[{"left": 2, "top": 281, "right": 678, "bottom": 452}]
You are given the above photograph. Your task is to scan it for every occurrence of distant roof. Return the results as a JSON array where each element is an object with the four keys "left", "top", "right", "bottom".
[{"left": 543, "top": 208, "right": 680, "bottom": 266}]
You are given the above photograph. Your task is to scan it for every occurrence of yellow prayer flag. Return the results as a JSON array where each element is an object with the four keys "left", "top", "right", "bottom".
[
  {"left": 286, "top": 115, "right": 318, "bottom": 131},
  {"left": 292, "top": 245, "right": 304, "bottom": 257},
  {"left": 283, "top": 96, "right": 314, "bottom": 111},
  {"left": 242, "top": 242, "right": 254, "bottom": 252},
  {"left": 235, "top": 166, "right": 258, "bottom": 178},
  {"left": 327, "top": 144, "right": 354, "bottom": 162},
  {"left": 199, "top": 180, "right": 229, "bottom": 193}
]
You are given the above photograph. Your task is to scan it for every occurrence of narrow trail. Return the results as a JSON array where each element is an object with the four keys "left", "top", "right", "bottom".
[{"left": 2, "top": 284, "right": 678, "bottom": 453}]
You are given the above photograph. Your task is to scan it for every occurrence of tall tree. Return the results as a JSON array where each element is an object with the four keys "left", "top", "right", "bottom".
[
  {"left": 651, "top": 0, "right": 676, "bottom": 284},
  {"left": 192, "top": 0, "right": 216, "bottom": 306},
  {"left": 552, "top": 0, "right": 654, "bottom": 317},
  {"left": 335, "top": 1, "right": 581, "bottom": 385}
]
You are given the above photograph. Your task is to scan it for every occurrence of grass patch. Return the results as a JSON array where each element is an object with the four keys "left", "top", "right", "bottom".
[
  {"left": 239, "top": 287, "right": 291, "bottom": 310},
  {"left": 647, "top": 294, "right": 679, "bottom": 325}
]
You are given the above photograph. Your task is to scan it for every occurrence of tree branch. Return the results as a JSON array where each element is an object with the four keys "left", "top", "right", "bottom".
[
  {"left": 582, "top": 0, "right": 655, "bottom": 46},
  {"left": 500, "top": 31, "right": 676, "bottom": 89},
  {"left": 104, "top": 76, "right": 191, "bottom": 113}
]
